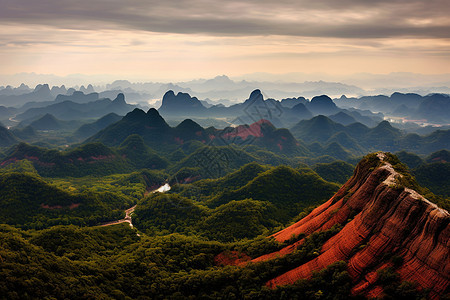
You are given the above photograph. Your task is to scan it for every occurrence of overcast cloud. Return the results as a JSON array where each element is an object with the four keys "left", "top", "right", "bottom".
[
  {"left": 0, "top": 0, "right": 449, "bottom": 81},
  {"left": 1, "top": 0, "right": 449, "bottom": 38}
]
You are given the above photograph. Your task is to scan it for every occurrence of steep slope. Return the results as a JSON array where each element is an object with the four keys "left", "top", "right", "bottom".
[
  {"left": 87, "top": 108, "right": 174, "bottom": 149},
  {"left": 218, "top": 119, "right": 310, "bottom": 156},
  {"left": 28, "top": 113, "right": 63, "bottom": 130},
  {"left": 252, "top": 153, "right": 448, "bottom": 299},
  {"left": 210, "top": 165, "right": 339, "bottom": 223},
  {"left": 415, "top": 93, "right": 450, "bottom": 123},
  {"left": 306, "top": 95, "right": 340, "bottom": 115},
  {"left": 74, "top": 113, "right": 122, "bottom": 140},
  {"left": 117, "top": 134, "right": 168, "bottom": 169},
  {"left": 360, "top": 120, "right": 402, "bottom": 151},
  {"left": 328, "top": 111, "right": 357, "bottom": 126},
  {"left": 291, "top": 115, "right": 346, "bottom": 144}
]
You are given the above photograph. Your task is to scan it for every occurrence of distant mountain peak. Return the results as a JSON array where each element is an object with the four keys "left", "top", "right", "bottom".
[
  {"left": 164, "top": 90, "right": 176, "bottom": 98},
  {"left": 34, "top": 84, "right": 50, "bottom": 93},
  {"left": 213, "top": 75, "right": 233, "bottom": 82},
  {"left": 112, "top": 93, "right": 126, "bottom": 104},
  {"left": 176, "top": 119, "right": 203, "bottom": 131},
  {"left": 376, "top": 120, "right": 394, "bottom": 128},
  {"left": 124, "top": 108, "right": 147, "bottom": 121},
  {"left": 146, "top": 108, "right": 170, "bottom": 128},
  {"left": 29, "top": 113, "right": 62, "bottom": 130},
  {"left": 249, "top": 89, "right": 262, "bottom": 99},
  {"left": 159, "top": 90, "right": 206, "bottom": 116},
  {"left": 147, "top": 107, "right": 161, "bottom": 117}
]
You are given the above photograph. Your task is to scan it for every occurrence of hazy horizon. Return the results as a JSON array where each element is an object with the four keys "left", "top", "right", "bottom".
[
  {"left": 1, "top": 71, "right": 450, "bottom": 91},
  {"left": 1, "top": 0, "right": 449, "bottom": 86}
]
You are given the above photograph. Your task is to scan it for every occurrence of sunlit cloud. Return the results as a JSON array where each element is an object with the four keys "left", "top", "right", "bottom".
[{"left": 0, "top": 0, "right": 449, "bottom": 81}]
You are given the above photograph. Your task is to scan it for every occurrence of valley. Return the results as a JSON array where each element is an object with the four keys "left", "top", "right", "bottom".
[{"left": 0, "top": 83, "right": 448, "bottom": 299}]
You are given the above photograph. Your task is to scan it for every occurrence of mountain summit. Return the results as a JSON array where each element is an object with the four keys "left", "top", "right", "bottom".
[
  {"left": 158, "top": 90, "right": 207, "bottom": 116},
  {"left": 246, "top": 152, "right": 449, "bottom": 299}
]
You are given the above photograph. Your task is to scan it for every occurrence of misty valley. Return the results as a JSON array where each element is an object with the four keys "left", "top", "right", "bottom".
[{"left": 0, "top": 82, "right": 449, "bottom": 299}]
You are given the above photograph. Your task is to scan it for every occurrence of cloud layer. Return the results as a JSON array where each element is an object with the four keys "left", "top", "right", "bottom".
[
  {"left": 0, "top": 0, "right": 449, "bottom": 81},
  {"left": 1, "top": 0, "right": 449, "bottom": 38}
]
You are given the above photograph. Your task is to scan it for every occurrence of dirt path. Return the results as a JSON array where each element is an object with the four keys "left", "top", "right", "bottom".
[
  {"left": 99, "top": 183, "right": 170, "bottom": 228},
  {"left": 100, "top": 205, "right": 137, "bottom": 228}
]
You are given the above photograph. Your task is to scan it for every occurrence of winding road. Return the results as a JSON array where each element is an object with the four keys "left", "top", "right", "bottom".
[
  {"left": 100, "top": 205, "right": 137, "bottom": 227},
  {"left": 100, "top": 183, "right": 171, "bottom": 228}
]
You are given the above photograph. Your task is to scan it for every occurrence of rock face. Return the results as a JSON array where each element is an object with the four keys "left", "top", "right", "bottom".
[
  {"left": 255, "top": 153, "right": 449, "bottom": 299},
  {"left": 158, "top": 90, "right": 207, "bottom": 116}
]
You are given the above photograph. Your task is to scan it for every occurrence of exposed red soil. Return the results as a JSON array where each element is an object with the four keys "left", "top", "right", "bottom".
[
  {"left": 222, "top": 119, "right": 272, "bottom": 140},
  {"left": 214, "top": 251, "right": 251, "bottom": 266},
  {"left": 218, "top": 153, "right": 449, "bottom": 299}
]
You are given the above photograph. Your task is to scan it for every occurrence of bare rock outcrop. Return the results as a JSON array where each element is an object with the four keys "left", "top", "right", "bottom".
[{"left": 256, "top": 152, "right": 449, "bottom": 299}]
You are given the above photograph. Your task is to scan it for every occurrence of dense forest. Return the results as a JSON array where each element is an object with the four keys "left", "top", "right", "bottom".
[{"left": 0, "top": 146, "right": 448, "bottom": 298}]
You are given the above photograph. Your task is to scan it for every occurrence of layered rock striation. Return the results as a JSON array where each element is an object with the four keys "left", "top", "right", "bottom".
[{"left": 255, "top": 152, "right": 449, "bottom": 299}]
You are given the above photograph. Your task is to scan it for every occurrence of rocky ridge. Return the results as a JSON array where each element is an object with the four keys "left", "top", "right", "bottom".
[{"left": 252, "top": 152, "right": 449, "bottom": 299}]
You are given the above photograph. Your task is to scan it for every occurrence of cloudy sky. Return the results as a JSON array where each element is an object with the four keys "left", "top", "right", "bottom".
[{"left": 1, "top": 0, "right": 449, "bottom": 82}]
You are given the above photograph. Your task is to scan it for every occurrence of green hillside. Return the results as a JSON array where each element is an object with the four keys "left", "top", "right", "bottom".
[
  {"left": 0, "top": 172, "right": 128, "bottom": 229},
  {"left": 2, "top": 142, "right": 133, "bottom": 177}
]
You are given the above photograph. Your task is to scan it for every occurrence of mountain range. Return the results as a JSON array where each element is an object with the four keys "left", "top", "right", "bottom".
[{"left": 15, "top": 93, "right": 135, "bottom": 122}]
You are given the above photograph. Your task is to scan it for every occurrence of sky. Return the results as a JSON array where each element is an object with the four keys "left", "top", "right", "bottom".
[{"left": 0, "top": 0, "right": 449, "bottom": 83}]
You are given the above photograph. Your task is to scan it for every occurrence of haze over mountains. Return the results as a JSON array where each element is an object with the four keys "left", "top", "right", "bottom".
[
  {"left": 0, "top": 76, "right": 449, "bottom": 299},
  {"left": 2, "top": 73, "right": 450, "bottom": 105}
]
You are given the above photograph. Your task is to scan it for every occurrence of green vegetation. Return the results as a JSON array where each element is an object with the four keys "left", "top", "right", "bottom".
[
  {"left": 46, "top": 169, "right": 167, "bottom": 203},
  {"left": 170, "top": 145, "right": 257, "bottom": 178},
  {"left": 395, "top": 150, "right": 424, "bottom": 169},
  {"left": 0, "top": 222, "right": 356, "bottom": 299},
  {"left": 0, "top": 172, "right": 128, "bottom": 229},
  {"left": 208, "top": 165, "right": 339, "bottom": 223},
  {"left": 117, "top": 134, "right": 169, "bottom": 169},
  {"left": 1, "top": 113, "right": 448, "bottom": 299},
  {"left": 134, "top": 163, "right": 339, "bottom": 242},
  {"left": 413, "top": 162, "right": 450, "bottom": 197},
  {"left": 313, "top": 160, "right": 354, "bottom": 184},
  {"left": 384, "top": 152, "right": 450, "bottom": 211},
  {"left": 3, "top": 142, "right": 134, "bottom": 177}
]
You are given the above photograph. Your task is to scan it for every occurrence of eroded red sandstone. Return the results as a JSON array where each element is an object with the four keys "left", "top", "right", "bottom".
[{"left": 250, "top": 152, "right": 449, "bottom": 299}]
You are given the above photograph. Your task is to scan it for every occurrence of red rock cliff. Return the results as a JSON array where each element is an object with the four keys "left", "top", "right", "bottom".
[{"left": 258, "top": 152, "right": 449, "bottom": 299}]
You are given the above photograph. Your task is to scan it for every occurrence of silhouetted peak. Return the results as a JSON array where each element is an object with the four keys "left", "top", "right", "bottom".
[
  {"left": 29, "top": 113, "right": 61, "bottom": 130},
  {"left": 176, "top": 119, "right": 203, "bottom": 131},
  {"left": 375, "top": 120, "right": 394, "bottom": 129},
  {"left": 249, "top": 89, "right": 263, "bottom": 100},
  {"left": 147, "top": 108, "right": 161, "bottom": 117},
  {"left": 113, "top": 93, "right": 126, "bottom": 104},
  {"left": 34, "top": 84, "right": 50, "bottom": 93},
  {"left": 124, "top": 108, "right": 147, "bottom": 121},
  {"left": 163, "top": 90, "right": 176, "bottom": 99},
  {"left": 310, "top": 95, "right": 333, "bottom": 104},
  {"left": 159, "top": 90, "right": 206, "bottom": 114}
]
